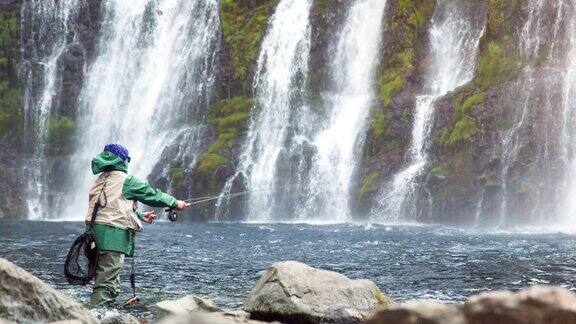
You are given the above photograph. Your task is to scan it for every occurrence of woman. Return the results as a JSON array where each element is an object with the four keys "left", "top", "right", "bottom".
[{"left": 86, "top": 143, "right": 189, "bottom": 308}]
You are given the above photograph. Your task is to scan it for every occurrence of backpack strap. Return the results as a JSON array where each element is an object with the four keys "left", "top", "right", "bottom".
[{"left": 89, "top": 172, "right": 110, "bottom": 229}]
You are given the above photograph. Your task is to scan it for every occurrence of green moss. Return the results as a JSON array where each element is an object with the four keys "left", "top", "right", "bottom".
[
  {"left": 0, "top": 9, "right": 19, "bottom": 72},
  {"left": 196, "top": 97, "right": 255, "bottom": 173},
  {"left": 454, "top": 91, "right": 485, "bottom": 121},
  {"left": 475, "top": 41, "right": 521, "bottom": 88},
  {"left": 358, "top": 172, "right": 378, "bottom": 198},
  {"left": 379, "top": 72, "right": 405, "bottom": 106},
  {"left": 207, "top": 97, "right": 254, "bottom": 154},
  {"left": 431, "top": 165, "right": 449, "bottom": 175},
  {"left": 0, "top": 84, "right": 21, "bottom": 136},
  {"left": 444, "top": 116, "right": 477, "bottom": 146},
  {"left": 377, "top": 0, "right": 435, "bottom": 107},
  {"left": 366, "top": 0, "right": 436, "bottom": 161},
  {"left": 197, "top": 153, "right": 230, "bottom": 173},
  {"left": 0, "top": 5, "right": 22, "bottom": 139},
  {"left": 440, "top": 92, "right": 484, "bottom": 147},
  {"left": 370, "top": 108, "right": 391, "bottom": 139},
  {"left": 220, "top": 0, "right": 276, "bottom": 81},
  {"left": 171, "top": 167, "right": 185, "bottom": 187},
  {"left": 46, "top": 115, "right": 76, "bottom": 147}
]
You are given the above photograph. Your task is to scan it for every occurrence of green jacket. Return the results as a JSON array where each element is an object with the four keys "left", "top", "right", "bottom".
[{"left": 87, "top": 152, "right": 177, "bottom": 256}]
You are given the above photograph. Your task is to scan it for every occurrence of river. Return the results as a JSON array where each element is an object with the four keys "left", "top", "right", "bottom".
[{"left": 1, "top": 220, "right": 576, "bottom": 319}]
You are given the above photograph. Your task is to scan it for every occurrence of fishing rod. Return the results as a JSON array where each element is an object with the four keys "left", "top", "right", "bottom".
[{"left": 158, "top": 188, "right": 271, "bottom": 221}]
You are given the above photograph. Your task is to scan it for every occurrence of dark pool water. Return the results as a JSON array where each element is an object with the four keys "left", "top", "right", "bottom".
[{"left": 2, "top": 220, "right": 576, "bottom": 318}]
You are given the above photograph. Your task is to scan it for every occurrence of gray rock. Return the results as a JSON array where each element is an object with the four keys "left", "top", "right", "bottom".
[
  {"left": 101, "top": 313, "right": 139, "bottom": 324},
  {"left": 463, "top": 286, "right": 576, "bottom": 324},
  {"left": 365, "top": 286, "right": 576, "bottom": 324},
  {"left": 155, "top": 295, "right": 221, "bottom": 316},
  {"left": 0, "top": 258, "right": 98, "bottom": 324},
  {"left": 159, "top": 311, "right": 276, "bottom": 324},
  {"left": 366, "top": 300, "right": 465, "bottom": 324},
  {"left": 0, "top": 318, "right": 16, "bottom": 324},
  {"left": 243, "top": 261, "right": 393, "bottom": 323}
]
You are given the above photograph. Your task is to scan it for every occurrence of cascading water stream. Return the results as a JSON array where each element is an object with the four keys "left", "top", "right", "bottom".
[
  {"left": 495, "top": 0, "right": 568, "bottom": 226},
  {"left": 233, "top": 0, "right": 312, "bottom": 222},
  {"left": 61, "top": 0, "right": 220, "bottom": 219},
  {"left": 373, "top": 0, "right": 485, "bottom": 222},
  {"left": 299, "top": 0, "right": 387, "bottom": 222},
  {"left": 555, "top": 2, "right": 576, "bottom": 228},
  {"left": 20, "top": 0, "right": 80, "bottom": 219}
]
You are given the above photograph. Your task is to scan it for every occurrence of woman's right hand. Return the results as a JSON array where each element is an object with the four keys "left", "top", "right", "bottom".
[{"left": 176, "top": 200, "right": 190, "bottom": 210}]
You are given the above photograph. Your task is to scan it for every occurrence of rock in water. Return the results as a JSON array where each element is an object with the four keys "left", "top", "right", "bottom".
[
  {"left": 155, "top": 295, "right": 221, "bottom": 316},
  {"left": 243, "top": 261, "right": 393, "bottom": 323},
  {"left": 463, "top": 286, "right": 576, "bottom": 324},
  {"left": 0, "top": 258, "right": 98, "bottom": 323},
  {"left": 366, "top": 300, "right": 465, "bottom": 324}
]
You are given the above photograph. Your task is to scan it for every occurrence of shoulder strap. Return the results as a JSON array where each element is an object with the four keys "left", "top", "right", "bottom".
[{"left": 89, "top": 172, "right": 110, "bottom": 228}]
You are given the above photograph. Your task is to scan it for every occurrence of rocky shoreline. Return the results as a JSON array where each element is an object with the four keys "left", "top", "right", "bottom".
[{"left": 1, "top": 257, "right": 576, "bottom": 324}]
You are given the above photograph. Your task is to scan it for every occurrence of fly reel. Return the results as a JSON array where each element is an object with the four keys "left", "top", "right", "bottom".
[{"left": 166, "top": 209, "right": 178, "bottom": 222}]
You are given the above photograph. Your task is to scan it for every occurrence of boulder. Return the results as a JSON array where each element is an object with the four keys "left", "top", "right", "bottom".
[
  {"left": 365, "top": 286, "right": 576, "bottom": 324},
  {"left": 159, "top": 312, "right": 276, "bottom": 324},
  {"left": 463, "top": 286, "right": 576, "bottom": 324},
  {"left": 0, "top": 258, "right": 98, "bottom": 323},
  {"left": 101, "top": 313, "right": 139, "bottom": 324},
  {"left": 243, "top": 261, "right": 393, "bottom": 323},
  {"left": 155, "top": 295, "right": 221, "bottom": 316},
  {"left": 366, "top": 300, "right": 465, "bottom": 324}
]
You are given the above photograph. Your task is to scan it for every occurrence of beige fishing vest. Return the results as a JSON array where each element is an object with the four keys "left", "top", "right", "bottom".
[{"left": 86, "top": 171, "right": 143, "bottom": 231}]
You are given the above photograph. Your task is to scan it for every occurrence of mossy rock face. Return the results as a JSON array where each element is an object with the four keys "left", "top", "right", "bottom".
[
  {"left": 219, "top": 0, "right": 278, "bottom": 93},
  {"left": 0, "top": 85, "right": 22, "bottom": 139},
  {"left": 0, "top": 3, "right": 20, "bottom": 84},
  {"left": 199, "top": 96, "right": 255, "bottom": 172},
  {"left": 424, "top": 0, "right": 569, "bottom": 224},
  {"left": 367, "top": 0, "right": 437, "bottom": 154},
  {"left": 355, "top": 0, "right": 437, "bottom": 217},
  {"left": 197, "top": 153, "right": 231, "bottom": 173},
  {"left": 170, "top": 166, "right": 185, "bottom": 189},
  {"left": 0, "top": 2, "right": 22, "bottom": 144}
]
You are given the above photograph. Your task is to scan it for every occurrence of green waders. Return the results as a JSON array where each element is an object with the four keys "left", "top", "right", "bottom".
[{"left": 91, "top": 251, "right": 125, "bottom": 308}]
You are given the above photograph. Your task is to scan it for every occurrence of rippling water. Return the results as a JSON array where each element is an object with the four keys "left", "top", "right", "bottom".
[{"left": 2, "top": 220, "right": 576, "bottom": 319}]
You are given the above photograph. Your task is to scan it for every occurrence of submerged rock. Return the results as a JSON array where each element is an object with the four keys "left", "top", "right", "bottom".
[
  {"left": 155, "top": 295, "right": 221, "bottom": 316},
  {"left": 243, "top": 261, "right": 393, "bottom": 323},
  {"left": 0, "top": 258, "right": 98, "bottom": 323}
]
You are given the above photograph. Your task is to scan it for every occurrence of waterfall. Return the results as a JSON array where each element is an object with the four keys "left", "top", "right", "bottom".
[
  {"left": 59, "top": 0, "right": 220, "bottom": 219},
  {"left": 236, "top": 0, "right": 312, "bottom": 222},
  {"left": 299, "top": 0, "right": 387, "bottom": 222},
  {"left": 492, "top": 0, "right": 572, "bottom": 226},
  {"left": 556, "top": 2, "right": 576, "bottom": 228},
  {"left": 235, "top": 0, "right": 386, "bottom": 223},
  {"left": 373, "top": 0, "right": 485, "bottom": 222},
  {"left": 20, "top": 0, "right": 80, "bottom": 219}
]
